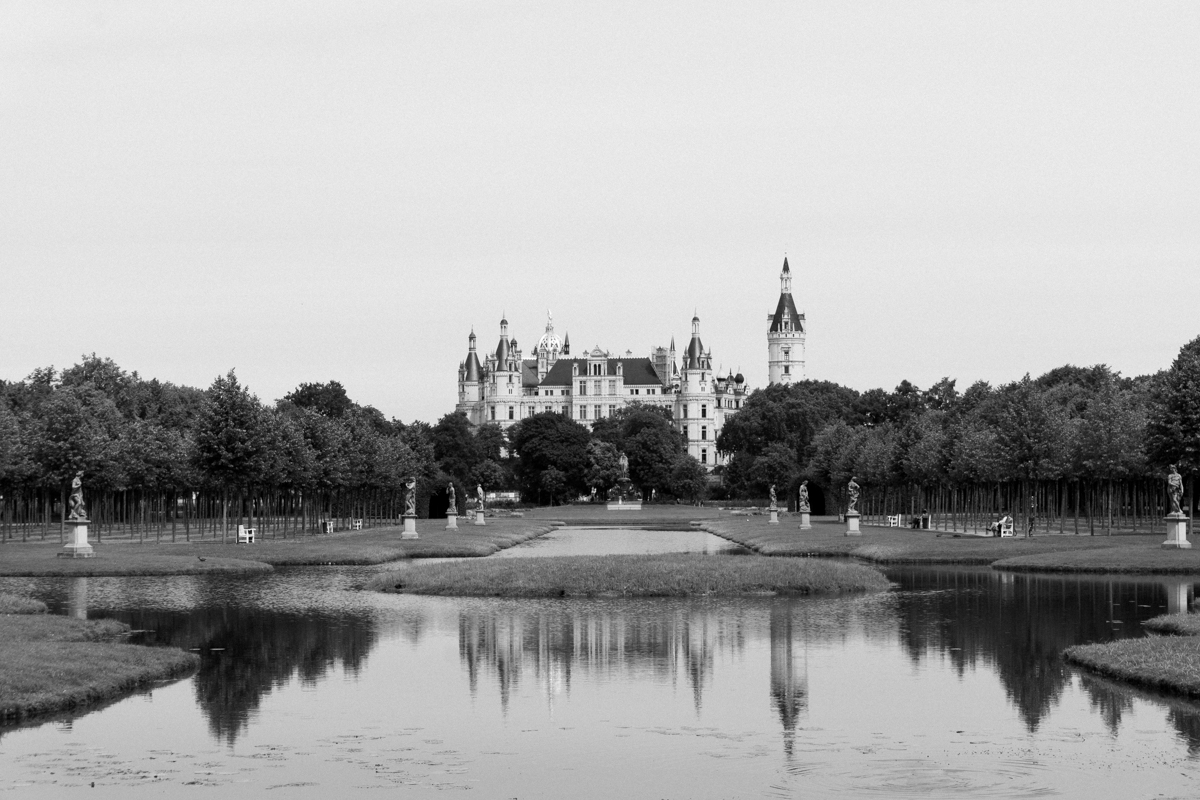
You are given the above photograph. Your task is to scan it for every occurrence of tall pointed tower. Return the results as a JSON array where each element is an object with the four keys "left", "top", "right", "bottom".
[{"left": 767, "top": 257, "right": 805, "bottom": 384}]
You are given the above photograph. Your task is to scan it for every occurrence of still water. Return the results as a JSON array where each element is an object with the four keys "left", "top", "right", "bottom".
[{"left": 2, "top": 528, "right": 1199, "bottom": 798}]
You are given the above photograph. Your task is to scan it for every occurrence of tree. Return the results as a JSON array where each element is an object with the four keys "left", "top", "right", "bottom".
[
  {"left": 475, "top": 423, "right": 508, "bottom": 462},
  {"left": 1147, "top": 335, "right": 1200, "bottom": 476},
  {"left": 584, "top": 440, "right": 623, "bottom": 496},
  {"left": 282, "top": 381, "right": 354, "bottom": 419},
  {"left": 193, "top": 371, "right": 270, "bottom": 539},
  {"left": 507, "top": 412, "right": 591, "bottom": 503},
  {"left": 669, "top": 455, "right": 708, "bottom": 503},
  {"left": 432, "top": 412, "right": 480, "bottom": 483}
]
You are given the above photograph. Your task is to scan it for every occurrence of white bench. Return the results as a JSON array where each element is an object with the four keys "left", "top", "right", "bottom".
[
  {"left": 351, "top": 519, "right": 363, "bottom": 530},
  {"left": 320, "top": 520, "right": 335, "bottom": 534},
  {"left": 237, "top": 525, "right": 256, "bottom": 544},
  {"left": 999, "top": 519, "right": 1015, "bottom": 537},
  {"left": 887, "top": 515, "right": 902, "bottom": 527}
]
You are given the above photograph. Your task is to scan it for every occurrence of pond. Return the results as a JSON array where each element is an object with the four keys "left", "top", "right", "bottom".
[{"left": 2, "top": 528, "right": 1199, "bottom": 798}]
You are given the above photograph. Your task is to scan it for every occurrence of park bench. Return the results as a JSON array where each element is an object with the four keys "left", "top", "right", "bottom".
[
  {"left": 887, "top": 515, "right": 902, "bottom": 527},
  {"left": 351, "top": 518, "right": 363, "bottom": 530},
  {"left": 999, "top": 518, "right": 1015, "bottom": 537},
  {"left": 236, "top": 525, "right": 256, "bottom": 544},
  {"left": 320, "top": 519, "right": 335, "bottom": 534}
]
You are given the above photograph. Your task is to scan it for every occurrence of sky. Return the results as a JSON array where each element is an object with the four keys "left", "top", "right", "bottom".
[{"left": 2, "top": 1, "right": 1197, "bottom": 423}]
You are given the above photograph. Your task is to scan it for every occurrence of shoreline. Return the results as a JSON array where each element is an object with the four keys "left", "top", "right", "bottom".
[
  {"left": 0, "top": 594, "right": 200, "bottom": 727},
  {"left": 0, "top": 519, "right": 556, "bottom": 577}
]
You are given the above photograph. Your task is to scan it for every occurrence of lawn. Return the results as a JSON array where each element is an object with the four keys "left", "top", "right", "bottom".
[
  {"left": 0, "top": 519, "right": 556, "bottom": 575},
  {"left": 365, "top": 552, "right": 891, "bottom": 597},
  {"left": 0, "top": 595, "right": 199, "bottom": 725}
]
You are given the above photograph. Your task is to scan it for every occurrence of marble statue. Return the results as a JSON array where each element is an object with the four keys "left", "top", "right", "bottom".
[
  {"left": 476, "top": 483, "right": 486, "bottom": 512},
  {"left": 447, "top": 483, "right": 457, "bottom": 515},
  {"left": 1168, "top": 465, "right": 1184, "bottom": 515},
  {"left": 618, "top": 452, "right": 629, "bottom": 478},
  {"left": 847, "top": 476, "right": 860, "bottom": 514},
  {"left": 67, "top": 471, "right": 87, "bottom": 521},
  {"left": 404, "top": 477, "right": 417, "bottom": 517},
  {"left": 769, "top": 484, "right": 777, "bottom": 509},
  {"left": 797, "top": 481, "right": 810, "bottom": 513}
]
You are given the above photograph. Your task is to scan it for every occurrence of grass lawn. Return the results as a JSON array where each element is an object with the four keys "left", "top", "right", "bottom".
[
  {"left": 0, "top": 603, "right": 199, "bottom": 725},
  {"left": 365, "top": 552, "right": 891, "bottom": 597},
  {"left": 1064, "top": 636, "right": 1200, "bottom": 698},
  {"left": 0, "top": 519, "right": 555, "bottom": 575},
  {"left": 700, "top": 515, "right": 1192, "bottom": 570},
  {"left": 1143, "top": 612, "right": 1200, "bottom": 636}
]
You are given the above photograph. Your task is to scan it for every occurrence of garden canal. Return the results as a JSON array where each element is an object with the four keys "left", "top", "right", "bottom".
[{"left": 2, "top": 527, "right": 1199, "bottom": 798}]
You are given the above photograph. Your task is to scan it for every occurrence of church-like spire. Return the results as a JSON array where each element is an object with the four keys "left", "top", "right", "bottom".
[
  {"left": 780, "top": 256, "right": 792, "bottom": 295},
  {"left": 464, "top": 328, "right": 482, "bottom": 382}
]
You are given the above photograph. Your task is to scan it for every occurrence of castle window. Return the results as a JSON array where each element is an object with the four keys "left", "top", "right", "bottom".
[
  {"left": 608, "top": 380, "right": 616, "bottom": 394},
  {"left": 490, "top": 406, "right": 496, "bottom": 421},
  {"left": 783, "top": 349, "right": 790, "bottom": 361},
  {"left": 783, "top": 365, "right": 790, "bottom": 375},
  {"left": 593, "top": 380, "right": 601, "bottom": 395},
  {"left": 608, "top": 405, "right": 616, "bottom": 416},
  {"left": 701, "top": 405, "right": 707, "bottom": 418},
  {"left": 579, "top": 381, "right": 587, "bottom": 396},
  {"left": 508, "top": 406, "right": 514, "bottom": 420},
  {"left": 594, "top": 404, "right": 602, "bottom": 419},
  {"left": 701, "top": 426, "right": 707, "bottom": 440},
  {"left": 579, "top": 406, "right": 587, "bottom": 420},
  {"left": 701, "top": 449, "right": 707, "bottom": 464},
  {"left": 682, "top": 405, "right": 688, "bottom": 419}
]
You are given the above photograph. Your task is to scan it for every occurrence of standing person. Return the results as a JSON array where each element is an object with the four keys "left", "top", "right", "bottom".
[{"left": 1027, "top": 494, "right": 1036, "bottom": 538}]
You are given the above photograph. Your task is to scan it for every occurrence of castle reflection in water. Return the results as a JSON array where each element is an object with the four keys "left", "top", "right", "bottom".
[{"left": 454, "top": 597, "right": 811, "bottom": 745}]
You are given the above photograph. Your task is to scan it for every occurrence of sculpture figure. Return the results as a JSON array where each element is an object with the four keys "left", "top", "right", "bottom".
[
  {"left": 447, "top": 483, "right": 457, "bottom": 515},
  {"left": 404, "top": 477, "right": 417, "bottom": 517},
  {"left": 67, "top": 471, "right": 87, "bottom": 521},
  {"left": 797, "top": 481, "right": 810, "bottom": 513},
  {"left": 847, "top": 476, "right": 860, "bottom": 514},
  {"left": 769, "top": 484, "right": 777, "bottom": 509},
  {"left": 1168, "top": 465, "right": 1184, "bottom": 515},
  {"left": 476, "top": 483, "right": 486, "bottom": 512},
  {"left": 618, "top": 452, "right": 629, "bottom": 479}
]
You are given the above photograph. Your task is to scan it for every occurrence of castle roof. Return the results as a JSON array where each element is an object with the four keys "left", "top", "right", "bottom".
[
  {"left": 464, "top": 350, "right": 482, "bottom": 382},
  {"left": 769, "top": 292, "right": 803, "bottom": 333},
  {"left": 539, "top": 358, "right": 663, "bottom": 388}
]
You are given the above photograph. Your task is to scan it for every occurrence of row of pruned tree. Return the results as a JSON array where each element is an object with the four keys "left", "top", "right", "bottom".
[
  {"left": 0, "top": 356, "right": 434, "bottom": 542},
  {"left": 717, "top": 336, "right": 1200, "bottom": 533}
]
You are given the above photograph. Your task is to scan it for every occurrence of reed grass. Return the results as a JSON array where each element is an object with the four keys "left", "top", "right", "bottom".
[{"left": 0, "top": 592, "right": 47, "bottom": 615}]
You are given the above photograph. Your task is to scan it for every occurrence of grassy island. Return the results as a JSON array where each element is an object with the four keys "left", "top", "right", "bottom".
[
  {"left": 1064, "top": 635, "right": 1200, "bottom": 698},
  {"left": 365, "top": 553, "right": 891, "bottom": 597},
  {"left": 0, "top": 593, "right": 199, "bottom": 726}
]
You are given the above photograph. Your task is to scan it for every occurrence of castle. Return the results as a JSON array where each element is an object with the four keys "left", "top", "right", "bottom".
[{"left": 455, "top": 258, "right": 805, "bottom": 469}]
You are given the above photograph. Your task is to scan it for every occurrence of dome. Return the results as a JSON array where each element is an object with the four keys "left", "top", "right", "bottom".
[
  {"left": 536, "top": 331, "right": 562, "bottom": 353},
  {"left": 735, "top": 373, "right": 745, "bottom": 384}
]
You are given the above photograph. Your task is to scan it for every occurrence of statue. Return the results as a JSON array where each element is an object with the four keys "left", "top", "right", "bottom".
[
  {"left": 67, "top": 471, "right": 87, "bottom": 521},
  {"left": 847, "top": 476, "right": 860, "bottom": 514},
  {"left": 404, "top": 477, "right": 417, "bottom": 517},
  {"left": 1168, "top": 465, "right": 1184, "bottom": 515},
  {"left": 618, "top": 452, "right": 629, "bottom": 478},
  {"left": 476, "top": 483, "right": 486, "bottom": 512},
  {"left": 768, "top": 484, "right": 777, "bottom": 509},
  {"left": 447, "top": 483, "right": 457, "bottom": 515},
  {"left": 797, "top": 481, "right": 810, "bottom": 513}
]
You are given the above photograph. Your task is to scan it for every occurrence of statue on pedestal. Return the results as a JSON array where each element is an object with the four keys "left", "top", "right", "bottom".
[
  {"left": 447, "top": 483, "right": 457, "bottom": 515},
  {"left": 476, "top": 483, "right": 486, "bottom": 512},
  {"left": 1168, "top": 465, "right": 1184, "bottom": 515},
  {"left": 769, "top": 484, "right": 777, "bottom": 509},
  {"left": 797, "top": 481, "right": 810, "bottom": 513},
  {"left": 847, "top": 476, "right": 860, "bottom": 514},
  {"left": 618, "top": 452, "right": 629, "bottom": 478},
  {"left": 67, "top": 471, "right": 87, "bottom": 521},
  {"left": 404, "top": 477, "right": 417, "bottom": 517}
]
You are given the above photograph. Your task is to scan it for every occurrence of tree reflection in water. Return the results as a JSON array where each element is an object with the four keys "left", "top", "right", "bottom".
[{"left": 116, "top": 607, "right": 378, "bottom": 744}]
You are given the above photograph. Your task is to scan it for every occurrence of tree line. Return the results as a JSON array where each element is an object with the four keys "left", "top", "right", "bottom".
[{"left": 716, "top": 335, "right": 1200, "bottom": 534}]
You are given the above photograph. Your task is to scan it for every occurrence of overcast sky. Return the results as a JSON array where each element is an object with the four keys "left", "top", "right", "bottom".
[{"left": 3, "top": 1, "right": 1197, "bottom": 422}]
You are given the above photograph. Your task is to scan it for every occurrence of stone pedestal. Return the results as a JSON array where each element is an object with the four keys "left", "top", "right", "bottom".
[
  {"left": 401, "top": 515, "right": 418, "bottom": 539},
  {"left": 844, "top": 511, "right": 861, "bottom": 537},
  {"left": 1161, "top": 513, "right": 1192, "bottom": 549},
  {"left": 769, "top": 508, "right": 779, "bottom": 524},
  {"left": 1166, "top": 580, "right": 1192, "bottom": 614},
  {"left": 445, "top": 513, "right": 458, "bottom": 530},
  {"left": 799, "top": 511, "right": 811, "bottom": 530},
  {"left": 58, "top": 519, "right": 95, "bottom": 558},
  {"left": 474, "top": 510, "right": 486, "bottom": 526}
]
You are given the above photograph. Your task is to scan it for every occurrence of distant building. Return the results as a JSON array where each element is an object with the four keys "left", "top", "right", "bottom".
[
  {"left": 456, "top": 260, "right": 800, "bottom": 468},
  {"left": 767, "top": 257, "right": 806, "bottom": 384}
]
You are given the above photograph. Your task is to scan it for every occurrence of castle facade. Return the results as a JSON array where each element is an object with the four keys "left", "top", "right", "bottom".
[{"left": 455, "top": 259, "right": 803, "bottom": 469}]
